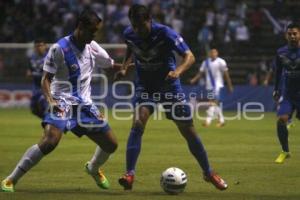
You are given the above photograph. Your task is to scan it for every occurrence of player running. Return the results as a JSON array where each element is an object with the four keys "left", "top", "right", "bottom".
[
  {"left": 117, "top": 4, "right": 228, "bottom": 191},
  {"left": 273, "top": 22, "right": 300, "bottom": 164},
  {"left": 189, "top": 48, "right": 233, "bottom": 127},
  {"left": 1, "top": 9, "right": 118, "bottom": 192},
  {"left": 26, "top": 39, "right": 49, "bottom": 118}
]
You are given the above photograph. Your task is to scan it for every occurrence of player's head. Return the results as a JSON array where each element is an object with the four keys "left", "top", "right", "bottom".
[
  {"left": 34, "top": 38, "right": 47, "bottom": 56},
  {"left": 128, "top": 4, "right": 151, "bottom": 39},
  {"left": 285, "top": 22, "right": 300, "bottom": 48},
  {"left": 209, "top": 48, "right": 219, "bottom": 60},
  {"left": 75, "top": 9, "right": 102, "bottom": 43}
]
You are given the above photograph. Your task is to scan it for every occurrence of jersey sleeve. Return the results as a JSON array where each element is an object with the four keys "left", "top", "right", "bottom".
[
  {"left": 90, "top": 41, "right": 114, "bottom": 69},
  {"left": 43, "top": 44, "right": 64, "bottom": 74},
  {"left": 165, "top": 27, "right": 190, "bottom": 55},
  {"left": 219, "top": 58, "right": 228, "bottom": 72}
]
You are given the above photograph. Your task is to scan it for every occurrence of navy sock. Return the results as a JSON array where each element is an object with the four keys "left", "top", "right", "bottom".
[
  {"left": 187, "top": 135, "right": 211, "bottom": 175},
  {"left": 277, "top": 121, "right": 289, "bottom": 152},
  {"left": 126, "top": 127, "right": 143, "bottom": 174}
]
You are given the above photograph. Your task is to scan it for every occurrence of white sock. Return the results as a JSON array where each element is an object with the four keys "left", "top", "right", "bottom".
[
  {"left": 216, "top": 106, "right": 225, "bottom": 123},
  {"left": 190, "top": 98, "right": 197, "bottom": 112},
  {"left": 206, "top": 106, "right": 215, "bottom": 125},
  {"left": 88, "top": 146, "right": 110, "bottom": 174},
  {"left": 7, "top": 144, "right": 44, "bottom": 184}
]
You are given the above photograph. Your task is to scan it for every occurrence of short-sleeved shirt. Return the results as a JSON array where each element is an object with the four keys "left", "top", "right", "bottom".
[
  {"left": 199, "top": 57, "right": 228, "bottom": 91},
  {"left": 275, "top": 45, "right": 300, "bottom": 99},
  {"left": 123, "top": 22, "right": 190, "bottom": 93},
  {"left": 43, "top": 35, "right": 114, "bottom": 105}
]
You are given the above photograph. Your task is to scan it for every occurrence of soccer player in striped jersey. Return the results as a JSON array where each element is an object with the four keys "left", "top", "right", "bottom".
[
  {"left": 1, "top": 9, "right": 118, "bottom": 192},
  {"left": 189, "top": 48, "right": 233, "bottom": 127}
]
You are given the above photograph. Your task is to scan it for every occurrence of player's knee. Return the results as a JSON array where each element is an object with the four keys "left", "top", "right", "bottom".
[
  {"left": 39, "top": 126, "right": 61, "bottom": 154},
  {"left": 278, "top": 116, "right": 288, "bottom": 125},
  {"left": 102, "top": 142, "right": 118, "bottom": 154},
  {"left": 39, "top": 141, "right": 58, "bottom": 155},
  {"left": 132, "top": 120, "right": 145, "bottom": 132}
]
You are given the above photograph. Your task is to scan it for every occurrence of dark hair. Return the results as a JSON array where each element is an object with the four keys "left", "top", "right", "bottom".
[
  {"left": 77, "top": 9, "right": 102, "bottom": 27},
  {"left": 287, "top": 22, "right": 300, "bottom": 30},
  {"left": 128, "top": 4, "right": 151, "bottom": 21},
  {"left": 34, "top": 38, "right": 46, "bottom": 44}
]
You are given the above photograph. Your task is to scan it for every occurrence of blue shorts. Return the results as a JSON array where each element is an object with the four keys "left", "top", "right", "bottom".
[
  {"left": 42, "top": 104, "right": 111, "bottom": 137},
  {"left": 277, "top": 95, "right": 300, "bottom": 119},
  {"left": 133, "top": 87, "right": 192, "bottom": 122},
  {"left": 30, "top": 91, "right": 48, "bottom": 118}
]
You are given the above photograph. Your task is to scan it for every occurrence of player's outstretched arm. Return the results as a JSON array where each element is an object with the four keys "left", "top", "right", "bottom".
[
  {"left": 189, "top": 72, "right": 202, "bottom": 84},
  {"left": 41, "top": 71, "right": 56, "bottom": 105},
  {"left": 263, "top": 71, "right": 272, "bottom": 86},
  {"left": 166, "top": 50, "right": 195, "bottom": 80},
  {"left": 113, "top": 47, "right": 133, "bottom": 81},
  {"left": 224, "top": 70, "right": 234, "bottom": 93},
  {"left": 273, "top": 55, "right": 282, "bottom": 102}
]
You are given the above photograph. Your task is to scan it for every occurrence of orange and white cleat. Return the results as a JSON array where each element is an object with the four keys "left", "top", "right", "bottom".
[
  {"left": 118, "top": 173, "right": 134, "bottom": 190},
  {"left": 204, "top": 172, "right": 228, "bottom": 190}
]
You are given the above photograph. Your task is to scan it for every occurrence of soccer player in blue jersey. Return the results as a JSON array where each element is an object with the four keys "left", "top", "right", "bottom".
[
  {"left": 273, "top": 22, "right": 300, "bottom": 164},
  {"left": 26, "top": 39, "right": 49, "bottom": 118},
  {"left": 117, "top": 4, "right": 228, "bottom": 191},
  {"left": 1, "top": 9, "right": 118, "bottom": 192},
  {"left": 264, "top": 60, "right": 295, "bottom": 130}
]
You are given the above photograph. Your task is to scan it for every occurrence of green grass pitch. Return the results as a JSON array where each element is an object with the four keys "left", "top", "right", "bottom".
[{"left": 0, "top": 108, "right": 300, "bottom": 200}]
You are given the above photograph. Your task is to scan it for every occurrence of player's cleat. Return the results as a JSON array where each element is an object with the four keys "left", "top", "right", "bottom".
[
  {"left": 118, "top": 173, "right": 134, "bottom": 190},
  {"left": 85, "top": 162, "right": 110, "bottom": 189},
  {"left": 216, "top": 122, "right": 225, "bottom": 128},
  {"left": 1, "top": 179, "right": 15, "bottom": 192},
  {"left": 204, "top": 172, "right": 228, "bottom": 191},
  {"left": 287, "top": 122, "right": 295, "bottom": 130},
  {"left": 275, "top": 151, "right": 290, "bottom": 164}
]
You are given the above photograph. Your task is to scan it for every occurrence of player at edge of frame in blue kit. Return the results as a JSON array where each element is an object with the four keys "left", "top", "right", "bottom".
[
  {"left": 264, "top": 60, "right": 295, "bottom": 130},
  {"left": 26, "top": 39, "right": 49, "bottom": 118},
  {"left": 1, "top": 9, "right": 119, "bottom": 192},
  {"left": 117, "top": 4, "right": 228, "bottom": 191},
  {"left": 273, "top": 22, "right": 300, "bottom": 164}
]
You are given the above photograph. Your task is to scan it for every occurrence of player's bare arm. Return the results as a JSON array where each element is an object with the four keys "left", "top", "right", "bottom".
[
  {"left": 41, "top": 71, "right": 56, "bottom": 106},
  {"left": 224, "top": 70, "right": 234, "bottom": 93},
  {"left": 263, "top": 71, "right": 272, "bottom": 86},
  {"left": 273, "top": 56, "right": 282, "bottom": 102},
  {"left": 189, "top": 72, "right": 203, "bottom": 84},
  {"left": 166, "top": 50, "right": 195, "bottom": 80},
  {"left": 114, "top": 48, "right": 133, "bottom": 80}
]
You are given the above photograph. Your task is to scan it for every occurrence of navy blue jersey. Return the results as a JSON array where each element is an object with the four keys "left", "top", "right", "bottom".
[
  {"left": 28, "top": 52, "right": 47, "bottom": 90},
  {"left": 275, "top": 45, "right": 300, "bottom": 98},
  {"left": 123, "top": 22, "right": 190, "bottom": 93}
]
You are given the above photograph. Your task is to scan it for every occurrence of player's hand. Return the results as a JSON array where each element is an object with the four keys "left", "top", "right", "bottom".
[
  {"left": 273, "top": 90, "right": 280, "bottom": 102},
  {"left": 263, "top": 80, "right": 268, "bottom": 86},
  {"left": 165, "top": 71, "right": 180, "bottom": 80},
  {"left": 228, "top": 86, "right": 234, "bottom": 93},
  {"left": 48, "top": 99, "right": 64, "bottom": 115},
  {"left": 113, "top": 69, "right": 126, "bottom": 81},
  {"left": 188, "top": 79, "right": 194, "bottom": 85}
]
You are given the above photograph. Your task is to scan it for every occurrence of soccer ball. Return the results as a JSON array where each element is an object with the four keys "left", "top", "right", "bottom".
[{"left": 160, "top": 167, "right": 187, "bottom": 195}]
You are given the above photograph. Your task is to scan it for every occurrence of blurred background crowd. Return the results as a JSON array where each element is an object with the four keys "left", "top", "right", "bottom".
[{"left": 0, "top": 0, "right": 299, "bottom": 85}]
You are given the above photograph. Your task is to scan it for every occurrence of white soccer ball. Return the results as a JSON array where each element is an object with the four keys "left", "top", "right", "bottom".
[{"left": 160, "top": 167, "right": 187, "bottom": 195}]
